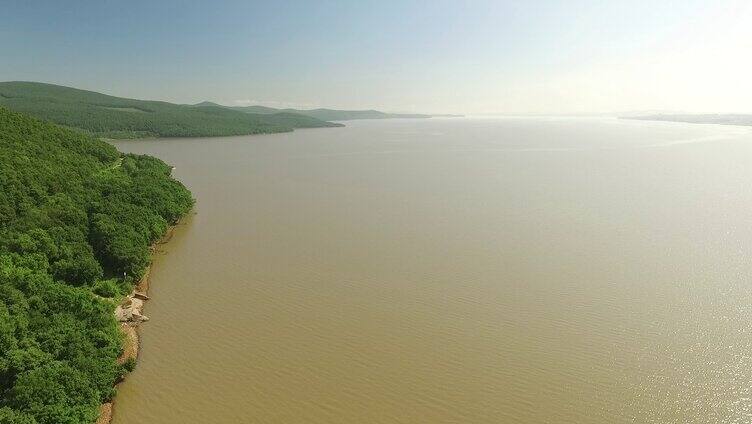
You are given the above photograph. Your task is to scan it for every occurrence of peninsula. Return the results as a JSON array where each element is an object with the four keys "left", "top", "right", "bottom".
[{"left": 204, "top": 102, "right": 459, "bottom": 121}]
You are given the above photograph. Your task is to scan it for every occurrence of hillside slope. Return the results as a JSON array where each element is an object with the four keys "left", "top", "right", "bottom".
[
  {"left": 0, "top": 107, "right": 193, "bottom": 423},
  {"left": 0, "top": 82, "right": 342, "bottom": 139}
]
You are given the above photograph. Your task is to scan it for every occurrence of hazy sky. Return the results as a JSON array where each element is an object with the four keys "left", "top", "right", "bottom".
[{"left": 2, "top": 0, "right": 750, "bottom": 114}]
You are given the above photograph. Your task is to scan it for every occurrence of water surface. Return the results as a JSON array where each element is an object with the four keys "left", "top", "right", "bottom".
[{"left": 113, "top": 117, "right": 752, "bottom": 423}]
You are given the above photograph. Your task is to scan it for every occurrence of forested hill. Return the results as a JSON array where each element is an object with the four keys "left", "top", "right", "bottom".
[
  {"left": 221, "top": 105, "right": 439, "bottom": 121},
  {"left": 0, "top": 107, "right": 193, "bottom": 423},
  {"left": 0, "top": 82, "right": 342, "bottom": 139}
]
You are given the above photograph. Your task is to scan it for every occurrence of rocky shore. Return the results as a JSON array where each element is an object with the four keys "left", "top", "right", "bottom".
[
  {"left": 115, "top": 291, "right": 151, "bottom": 324},
  {"left": 95, "top": 267, "right": 151, "bottom": 424},
  {"left": 96, "top": 223, "right": 179, "bottom": 424}
]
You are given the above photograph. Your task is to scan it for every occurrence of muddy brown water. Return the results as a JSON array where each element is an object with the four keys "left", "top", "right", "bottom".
[{"left": 112, "top": 117, "right": 752, "bottom": 423}]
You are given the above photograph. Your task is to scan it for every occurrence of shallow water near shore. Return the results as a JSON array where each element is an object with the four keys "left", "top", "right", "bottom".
[{"left": 112, "top": 117, "right": 752, "bottom": 423}]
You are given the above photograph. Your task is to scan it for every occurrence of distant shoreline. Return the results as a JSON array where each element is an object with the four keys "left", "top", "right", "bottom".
[
  {"left": 0, "top": 81, "right": 464, "bottom": 141},
  {"left": 622, "top": 114, "right": 752, "bottom": 127}
]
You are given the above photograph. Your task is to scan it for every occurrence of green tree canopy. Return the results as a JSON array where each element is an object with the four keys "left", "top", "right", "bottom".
[{"left": 0, "top": 107, "right": 193, "bottom": 423}]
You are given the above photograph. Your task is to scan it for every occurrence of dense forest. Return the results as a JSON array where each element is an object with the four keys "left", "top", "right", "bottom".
[
  {"left": 0, "top": 107, "right": 193, "bottom": 423},
  {"left": 197, "top": 101, "right": 437, "bottom": 121},
  {"left": 0, "top": 82, "right": 342, "bottom": 139}
]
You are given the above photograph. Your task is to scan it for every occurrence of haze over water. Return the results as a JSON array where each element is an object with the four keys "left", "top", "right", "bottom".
[{"left": 112, "top": 117, "right": 752, "bottom": 423}]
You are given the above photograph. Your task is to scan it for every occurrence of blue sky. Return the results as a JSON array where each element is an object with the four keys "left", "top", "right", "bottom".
[{"left": 2, "top": 0, "right": 750, "bottom": 113}]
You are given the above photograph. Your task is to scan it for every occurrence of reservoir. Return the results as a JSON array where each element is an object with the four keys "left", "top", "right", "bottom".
[{"left": 112, "top": 117, "right": 752, "bottom": 423}]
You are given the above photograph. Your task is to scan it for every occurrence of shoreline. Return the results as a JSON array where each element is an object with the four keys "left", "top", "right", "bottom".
[
  {"left": 621, "top": 116, "right": 752, "bottom": 128},
  {"left": 96, "top": 221, "right": 183, "bottom": 424}
]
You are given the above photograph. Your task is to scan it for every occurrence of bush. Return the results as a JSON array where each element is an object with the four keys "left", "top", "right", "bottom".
[
  {"left": 92, "top": 279, "right": 119, "bottom": 298},
  {"left": 0, "top": 407, "right": 38, "bottom": 424},
  {"left": 122, "top": 357, "right": 137, "bottom": 373}
]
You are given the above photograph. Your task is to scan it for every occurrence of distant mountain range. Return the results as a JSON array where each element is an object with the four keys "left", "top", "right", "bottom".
[
  {"left": 192, "top": 101, "right": 461, "bottom": 121},
  {"left": 623, "top": 114, "right": 752, "bottom": 126},
  {"left": 0, "top": 82, "right": 343, "bottom": 139}
]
